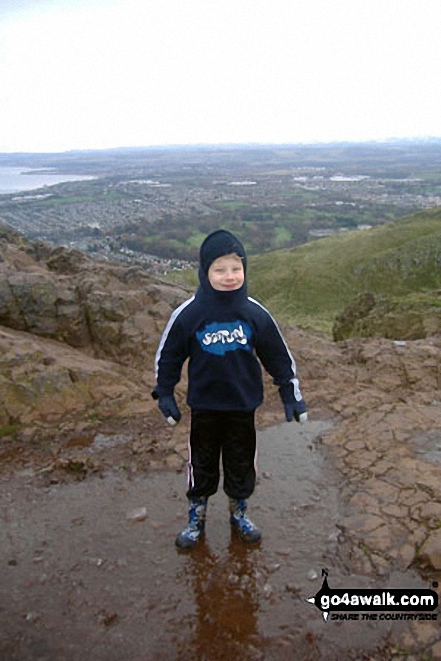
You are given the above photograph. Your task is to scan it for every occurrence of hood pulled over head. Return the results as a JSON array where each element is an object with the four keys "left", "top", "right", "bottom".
[
  {"left": 197, "top": 229, "right": 247, "bottom": 300},
  {"left": 199, "top": 229, "right": 247, "bottom": 275}
]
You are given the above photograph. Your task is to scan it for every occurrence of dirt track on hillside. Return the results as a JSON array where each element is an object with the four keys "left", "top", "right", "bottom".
[{"left": 2, "top": 418, "right": 439, "bottom": 661}]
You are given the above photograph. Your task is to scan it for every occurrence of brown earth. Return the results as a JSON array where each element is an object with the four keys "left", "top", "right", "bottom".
[{"left": 0, "top": 227, "right": 440, "bottom": 659}]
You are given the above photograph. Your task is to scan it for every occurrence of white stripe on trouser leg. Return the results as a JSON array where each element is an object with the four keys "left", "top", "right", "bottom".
[{"left": 187, "top": 436, "right": 195, "bottom": 490}]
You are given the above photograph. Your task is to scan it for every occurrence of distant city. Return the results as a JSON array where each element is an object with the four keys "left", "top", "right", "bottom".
[{"left": 1, "top": 140, "right": 441, "bottom": 274}]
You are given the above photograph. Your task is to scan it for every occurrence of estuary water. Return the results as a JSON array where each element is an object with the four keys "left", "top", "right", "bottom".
[{"left": 0, "top": 166, "right": 95, "bottom": 195}]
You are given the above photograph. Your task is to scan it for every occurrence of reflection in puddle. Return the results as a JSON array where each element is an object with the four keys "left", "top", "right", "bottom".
[{"left": 177, "top": 538, "right": 262, "bottom": 660}]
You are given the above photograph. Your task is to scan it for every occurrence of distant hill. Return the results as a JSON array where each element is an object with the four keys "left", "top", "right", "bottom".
[{"left": 246, "top": 206, "right": 441, "bottom": 337}]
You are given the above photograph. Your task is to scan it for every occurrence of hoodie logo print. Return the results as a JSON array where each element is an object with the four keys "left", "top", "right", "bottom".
[{"left": 196, "top": 321, "right": 252, "bottom": 356}]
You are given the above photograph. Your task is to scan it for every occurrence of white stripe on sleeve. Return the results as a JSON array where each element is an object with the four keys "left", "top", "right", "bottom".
[
  {"left": 248, "top": 296, "right": 303, "bottom": 401},
  {"left": 155, "top": 295, "right": 195, "bottom": 378}
]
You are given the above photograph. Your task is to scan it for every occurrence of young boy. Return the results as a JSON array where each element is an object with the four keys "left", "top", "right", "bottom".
[{"left": 153, "top": 229, "right": 307, "bottom": 550}]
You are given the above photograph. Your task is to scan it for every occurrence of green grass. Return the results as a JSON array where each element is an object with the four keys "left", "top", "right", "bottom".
[
  {"left": 272, "top": 226, "right": 292, "bottom": 248},
  {"left": 247, "top": 207, "right": 441, "bottom": 335},
  {"left": 187, "top": 232, "right": 209, "bottom": 249},
  {"left": 167, "top": 207, "right": 441, "bottom": 337}
]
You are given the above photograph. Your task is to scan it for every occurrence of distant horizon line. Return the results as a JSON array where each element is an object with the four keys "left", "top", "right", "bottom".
[{"left": 1, "top": 135, "right": 441, "bottom": 157}]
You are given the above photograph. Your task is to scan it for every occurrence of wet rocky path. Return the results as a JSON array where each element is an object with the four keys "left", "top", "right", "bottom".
[{"left": 0, "top": 420, "right": 435, "bottom": 660}]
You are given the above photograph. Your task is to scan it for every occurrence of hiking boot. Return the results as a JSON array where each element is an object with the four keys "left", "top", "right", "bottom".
[
  {"left": 229, "top": 498, "right": 261, "bottom": 543},
  {"left": 175, "top": 497, "right": 207, "bottom": 550}
]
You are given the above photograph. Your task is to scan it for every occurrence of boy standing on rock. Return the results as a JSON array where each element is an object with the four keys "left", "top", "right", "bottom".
[{"left": 153, "top": 229, "right": 307, "bottom": 549}]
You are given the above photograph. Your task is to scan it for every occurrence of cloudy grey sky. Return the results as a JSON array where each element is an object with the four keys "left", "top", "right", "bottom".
[{"left": 1, "top": 0, "right": 440, "bottom": 152}]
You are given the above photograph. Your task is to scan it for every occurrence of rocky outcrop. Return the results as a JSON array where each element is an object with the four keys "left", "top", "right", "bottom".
[
  {"left": 0, "top": 227, "right": 190, "bottom": 439},
  {"left": 294, "top": 331, "right": 441, "bottom": 575},
  {"left": 333, "top": 291, "right": 441, "bottom": 341},
  {"left": 0, "top": 325, "right": 151, "bottom": 433},
  {"left": 0, "top": 235, "right": 190, "bottom": 367}
]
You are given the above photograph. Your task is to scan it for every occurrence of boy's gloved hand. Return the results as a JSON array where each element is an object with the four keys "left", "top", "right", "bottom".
[
  {"left": 152, "top": 389, "right": 181, "bottom": 425},
  {"left": 278, "top": 383, "right": 308, "bottom": 423}
]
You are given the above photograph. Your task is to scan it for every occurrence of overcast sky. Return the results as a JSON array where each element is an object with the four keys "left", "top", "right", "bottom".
[{"left": 0, "top": 0, "right": 440, "bottom": 153}]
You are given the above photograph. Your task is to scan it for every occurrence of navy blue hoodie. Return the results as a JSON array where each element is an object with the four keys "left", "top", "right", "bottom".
[{"left": 154, "top": 230, "right": 303, "bottom": 411}]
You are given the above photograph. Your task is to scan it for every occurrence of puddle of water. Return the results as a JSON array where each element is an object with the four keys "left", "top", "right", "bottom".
[{"left": 0, "top": 420, "right": 433, "bottom": 660}]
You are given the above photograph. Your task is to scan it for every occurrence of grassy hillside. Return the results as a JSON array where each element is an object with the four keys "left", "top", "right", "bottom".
[
  {"left": 247, "top": 206, "right": 441, "bottom": 335},
  {"left": 168, "top": 207, "right": 441, "bottom": 336}
]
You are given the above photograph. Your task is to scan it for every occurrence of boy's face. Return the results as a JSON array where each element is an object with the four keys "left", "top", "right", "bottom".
[{"left": 208, "top": 254, "right": 245, "bottom": 291}]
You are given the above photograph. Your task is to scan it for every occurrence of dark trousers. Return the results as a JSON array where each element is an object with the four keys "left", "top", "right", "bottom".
[{"left": 187, "top": 409, "right": 257, "bottom": 501}]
